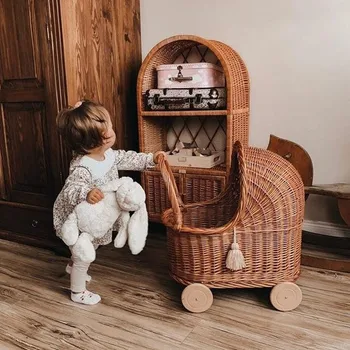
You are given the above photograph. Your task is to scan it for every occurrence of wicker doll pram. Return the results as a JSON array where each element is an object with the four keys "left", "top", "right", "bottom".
[{"left": 157, "top": 141, "right": 305, "bottom": 312}]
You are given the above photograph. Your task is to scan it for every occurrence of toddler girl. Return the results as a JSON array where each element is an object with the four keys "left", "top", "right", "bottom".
[{"left": 53, "top": 100, "right": 160, "bottom": 305}]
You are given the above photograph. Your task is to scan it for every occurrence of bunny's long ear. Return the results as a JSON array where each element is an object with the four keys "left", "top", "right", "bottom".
[
  {"left": 61, "top": 212, "right": 79, "bottom": 247},
  {"left": 114, "top": 211, "right": 130, "bottom": 249},
  {"left": 127, "top": 203, "right": 148, "bottom": 255}
]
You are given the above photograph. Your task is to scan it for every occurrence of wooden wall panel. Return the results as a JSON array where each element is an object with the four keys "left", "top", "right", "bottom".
[
  {"left": 4, "top": 103, "right": 48, "bottom": 190},
  {"left": 1, "top": 103, "right": 52, "bottom": 207},
  {"left": 0, "top": 122, "right": 6, "bottom": 200},
  {"left": 59, "top": 0, "right": 141, "bottom": 151},
  {"left": 0, "top": 0, "right": 42, "bottom": 86}
]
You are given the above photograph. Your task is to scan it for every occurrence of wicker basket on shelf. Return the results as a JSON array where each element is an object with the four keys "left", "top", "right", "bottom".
[
  {"left": 157, "top": 141, "right": 305, "bottom": 313},
  {"left": 137, "top": 35, "right": 250, "bottom": 221}
]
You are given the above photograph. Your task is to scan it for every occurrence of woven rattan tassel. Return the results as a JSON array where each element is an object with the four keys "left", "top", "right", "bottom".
[{"left": 226, "top": 227, "right": 246, "bottom": 271}]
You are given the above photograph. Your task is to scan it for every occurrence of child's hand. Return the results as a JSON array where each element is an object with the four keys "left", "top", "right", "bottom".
[
  {"left": 87, "top": 188, "right": 104, "bottom": 204},
  {"left": 153, "top": 151, "right": 166, "bottom": 164}
]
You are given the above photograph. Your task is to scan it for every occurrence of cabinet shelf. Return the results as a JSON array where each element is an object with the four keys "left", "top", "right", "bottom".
[{"left": 141, "top": 110, "right": 228, "bottom": 117}]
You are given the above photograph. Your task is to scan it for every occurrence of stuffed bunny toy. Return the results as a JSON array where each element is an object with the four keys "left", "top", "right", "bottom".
[{"left": 60, "top": 177, "right": 148, "bottom": 263}]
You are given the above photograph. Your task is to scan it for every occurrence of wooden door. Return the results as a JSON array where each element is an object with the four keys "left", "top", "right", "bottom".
[
  {"left": 0, "top": 0, "right": 142, "bottom": 248},
  {"left": 0, "top": 0, "right": 64, "bottom": 244}
]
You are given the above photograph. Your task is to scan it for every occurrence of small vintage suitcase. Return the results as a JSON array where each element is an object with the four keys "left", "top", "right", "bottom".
[
  {"left": 145, "top": 88, "right": 226, "bottom": 111},
  {"left": 156, "top": 63, "right": 225, "bottom": 89}
]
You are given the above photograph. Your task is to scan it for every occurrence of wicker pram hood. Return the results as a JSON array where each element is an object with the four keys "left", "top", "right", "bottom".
[{"left": 158, "top": 141, "right": 304, "bottom": 235}]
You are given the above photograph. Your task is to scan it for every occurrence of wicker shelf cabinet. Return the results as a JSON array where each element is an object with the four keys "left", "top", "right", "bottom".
[{"left": 137, "top": 35, "right": 250, "bottom": 221}]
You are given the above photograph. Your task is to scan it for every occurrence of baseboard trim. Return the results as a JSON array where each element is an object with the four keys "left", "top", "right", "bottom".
[{"left": 303, "top": 219, "right": 350, "bottom": 238}]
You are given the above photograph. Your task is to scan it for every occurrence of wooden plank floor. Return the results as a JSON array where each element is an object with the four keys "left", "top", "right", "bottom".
[{"left": 0, "top": 233, "right": 349, "bottom": 350}]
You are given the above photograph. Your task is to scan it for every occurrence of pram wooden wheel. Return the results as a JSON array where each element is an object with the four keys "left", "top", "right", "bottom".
[
  {"left": 181, "top": 284, "right": 213, "bottom": 313},
  {"left": 270, "top": 282, "right": 302, "bottom": 311}
]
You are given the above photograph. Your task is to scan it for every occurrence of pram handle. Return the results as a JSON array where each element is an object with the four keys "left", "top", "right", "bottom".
[{"left": 157, "top": 153, "right": 184, "bottom": 230}]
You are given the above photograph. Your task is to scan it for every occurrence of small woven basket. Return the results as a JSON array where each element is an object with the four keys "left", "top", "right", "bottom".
[{"left": 157, "top": 141, "right": 305, "bottom": 289}]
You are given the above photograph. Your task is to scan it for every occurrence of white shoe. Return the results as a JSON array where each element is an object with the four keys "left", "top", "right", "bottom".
[
  {"left": 71, "top": 290, "right": 101, "bottom": 305},
  {"left": 66, "top": 264, "right": 92, "bottom": 282}
]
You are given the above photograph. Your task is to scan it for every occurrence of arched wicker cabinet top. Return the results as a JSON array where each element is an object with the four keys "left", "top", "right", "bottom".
[{"left": 137, "top": 35, "right": 250, "bottom": 113}]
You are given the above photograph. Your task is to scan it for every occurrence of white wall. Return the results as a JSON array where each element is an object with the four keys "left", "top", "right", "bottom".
[{"left": 140, "top": 0, "right": 350, "bottom": 227}]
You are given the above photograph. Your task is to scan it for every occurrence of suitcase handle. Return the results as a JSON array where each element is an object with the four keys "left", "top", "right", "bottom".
[
  {"left": 169, "top": 76, "right": 193, "bottom": 82},
  {"left": 168, "top": 65, "right": 193, "bottom": 82},
  {"left": 154, "top": 94, "right": 202, "bottom": 105}
]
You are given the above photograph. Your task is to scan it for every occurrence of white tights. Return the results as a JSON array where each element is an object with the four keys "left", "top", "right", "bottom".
[
  {"left": 69, "top": 245, "right": 101, "bottom": 305},
  {"left": 70, "top": 257, "right": 91, "bottom": 293}
]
